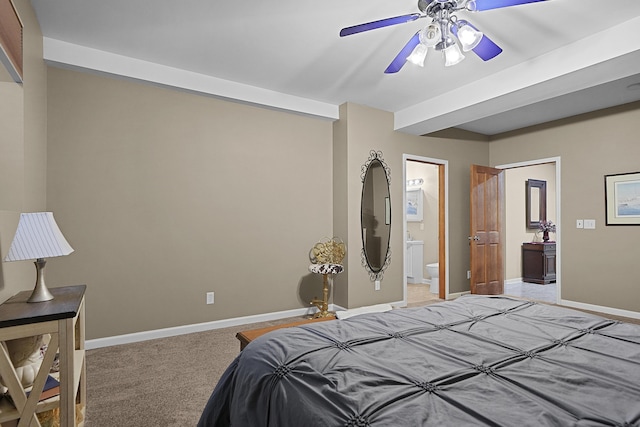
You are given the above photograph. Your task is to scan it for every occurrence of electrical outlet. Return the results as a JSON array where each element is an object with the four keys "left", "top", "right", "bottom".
[
  {"left": 576, "top": 219, "right": 584, "bottom": 229},
  {"left": 206, "top": 292, "right": 215, "bottom": 304},
  {"left": 584, "top": 219, "right": 596, "bottom": 229}
]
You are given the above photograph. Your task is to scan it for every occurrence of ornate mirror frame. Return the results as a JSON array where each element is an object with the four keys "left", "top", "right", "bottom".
[{"left": 360, "top": 150, "right": 391, "bottom": 281}]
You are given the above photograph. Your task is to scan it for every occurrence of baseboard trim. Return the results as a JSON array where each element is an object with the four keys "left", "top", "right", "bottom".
[
  {"left": 87, "top": 297, "right": 638, "bottom": 350},
  {"left": 86, "top": 304, "right": 341, "bottom": 350},
  {"left": 447, "top": 291, "right": 470, "bottom": 300},
  {"left": 504, "top": 278, "right": 523, "bottom": 285},
  {"left": 558, "top": 299, "right": 640, "bottom": 320}
]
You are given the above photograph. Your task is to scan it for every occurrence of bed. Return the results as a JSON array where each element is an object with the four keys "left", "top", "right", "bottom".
[{"left": 198, "top": 295, "right": 640, "bottom": 426}]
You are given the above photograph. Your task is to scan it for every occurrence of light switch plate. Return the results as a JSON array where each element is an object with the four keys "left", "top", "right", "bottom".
[
  {"left": 576, "top": 219, "right": 584, "bottom": 229},
  {"left": 584, "top": 219, "right": 596, "bottom": 229}
]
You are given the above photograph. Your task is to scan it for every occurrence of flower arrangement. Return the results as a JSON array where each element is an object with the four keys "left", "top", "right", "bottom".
[
  {"left": 538, "top": 220, "right": 556, "bottom": 233},
  {"left": 538, "top": 220, "right": 556, "bottom": 242}
]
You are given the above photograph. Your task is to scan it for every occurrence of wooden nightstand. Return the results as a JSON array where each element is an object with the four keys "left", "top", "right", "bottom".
[
  {"left": 236, "top": 317, "right": 334, "bottom": 351},
  {"left": 0, "top": 285, "right": 86, "bottom": 427}
]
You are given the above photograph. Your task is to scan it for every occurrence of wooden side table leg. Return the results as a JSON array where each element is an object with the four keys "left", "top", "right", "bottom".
[
  {"left": 77, "top": 299, "right": 86, "bottom": 417},
  {"left": 59, "top": 318, "right": 75, "bottom": 427}
]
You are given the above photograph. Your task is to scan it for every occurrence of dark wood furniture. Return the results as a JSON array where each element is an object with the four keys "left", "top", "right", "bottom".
[
  {"left": 0, "top": 285, "right": 86, "bottom": 426},
  {"left": 236, "top": 317, "right": 334, "bottom": 351},
  {"left": 522, "top": 242, "right": 556, "bottom": 284}
]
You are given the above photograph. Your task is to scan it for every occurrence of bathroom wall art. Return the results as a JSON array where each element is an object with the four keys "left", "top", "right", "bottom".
[
  {"left": 406, "top": 189, "right": 423, "bottom": 222},
  {"left": 605, "top": 171, "right": 640, "bottom": 225}
]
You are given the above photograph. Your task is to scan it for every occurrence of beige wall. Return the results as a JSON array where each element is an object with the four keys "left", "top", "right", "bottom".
[
  {"left": 490, "top": 104, "right": 640, "bottom": 312},
  {"left": 337, "top": 104, "right": 490, "bottom": 299},
  {"left": 46, "top": 68, "right": 334, "bottom": 339},
  {"left": 504, "top": 163, "right": 556, "bottom": 280},
  {"left": 43, "top": 89, "right": 488, "bottom": 340},
  {"left": 0, "top": 0, "right": 47, "bottom": 302}
]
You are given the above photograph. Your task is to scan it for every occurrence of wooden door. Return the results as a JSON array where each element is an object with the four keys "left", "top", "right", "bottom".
[{"left": 469, "top": 165, "right": 504, "bottom": 294}]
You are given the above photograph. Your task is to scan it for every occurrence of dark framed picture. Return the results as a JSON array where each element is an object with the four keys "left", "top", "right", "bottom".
[{"left": 605, "top": 172, "right": 640, "bottom": 225}]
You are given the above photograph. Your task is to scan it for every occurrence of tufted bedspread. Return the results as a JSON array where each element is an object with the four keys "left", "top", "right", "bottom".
[{"left": 198, "top": 295, "right": 640, "bottom": 426}]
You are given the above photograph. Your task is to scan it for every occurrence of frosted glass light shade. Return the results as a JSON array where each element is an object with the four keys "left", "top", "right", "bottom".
[
  {"left": 420, "top": 23, "right": 441, "bottom": 47},
  {"left": 443, "top": 43, "right": 465, "bottom": 66},
  {"left": 457, "top": 22, "right": 483, "bottom": 51},
  {"left": 407, "top": 43, "right": 429, "bottom": 67}
]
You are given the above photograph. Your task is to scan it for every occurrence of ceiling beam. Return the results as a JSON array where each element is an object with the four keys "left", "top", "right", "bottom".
[
  {"left": 43, "top": 38, "right": 339, "bottom": 121},
  {"left": 394, "top": 16, "right": 640, "bottom": 135}
]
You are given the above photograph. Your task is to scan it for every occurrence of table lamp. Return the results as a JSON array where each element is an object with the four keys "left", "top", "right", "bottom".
[{"left": 3, "top": 212, "right": 74, "bottom": 303}]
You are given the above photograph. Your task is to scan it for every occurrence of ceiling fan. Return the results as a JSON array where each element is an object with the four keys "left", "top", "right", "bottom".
[{"left": 339, "top": 0, "right": 547, "bottom": 73}]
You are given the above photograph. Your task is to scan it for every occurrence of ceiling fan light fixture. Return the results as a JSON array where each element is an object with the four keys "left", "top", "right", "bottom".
[
  {"left": 407, "top": 43, "right": 429, "bottom": 67},
  {"left": 465, "top": 0, "right": 478, "bottom": 12},
  {"left": 443, "top": 42, "right": 465, "bottom": 66},
  {"left": 340, "top": 0, "right": 545, "bottom": 73},
  {"left": 456, "top": 21, "right": 483, "bottom": 51},
  {"left": 420, "top": 22, "right": 441, "bottom": 47}
]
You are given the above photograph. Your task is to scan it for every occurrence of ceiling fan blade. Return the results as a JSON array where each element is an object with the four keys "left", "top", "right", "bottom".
[
  {"left": 384, "top": 32, "right": 421, "bottom": 74},
  {"left": 471, "top": 0, "right": 547, "bottom": 12},
  {"left": 340, "top": 13, "right": 422, "bottom": 37},
  {"left": 471, "top": 34, "right": 503, "bottom": 60}
]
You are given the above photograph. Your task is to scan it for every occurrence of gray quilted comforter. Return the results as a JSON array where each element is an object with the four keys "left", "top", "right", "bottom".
[{"left": 198, "top": 295, "right": 640, "bottom": 426}]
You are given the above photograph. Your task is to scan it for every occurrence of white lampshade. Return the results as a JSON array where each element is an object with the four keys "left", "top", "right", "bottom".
[
  {"left": 4, "top": 212, "right": 74, "bottom": 302},
  {"left": 4, "top": 212, "right": 73, "bottom": 262}
]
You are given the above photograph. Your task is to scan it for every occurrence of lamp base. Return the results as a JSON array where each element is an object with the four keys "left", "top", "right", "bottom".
[{"left": 28, "top": 259, "right": 54, "bottom": 303}]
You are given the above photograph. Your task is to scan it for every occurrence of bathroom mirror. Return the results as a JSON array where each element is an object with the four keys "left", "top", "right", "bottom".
[
  {"left": 360, "top": 151, "right": 391, "bottom": 281},
  {"left": 526, "top": 179, "right": 547, "bottom": 229}
]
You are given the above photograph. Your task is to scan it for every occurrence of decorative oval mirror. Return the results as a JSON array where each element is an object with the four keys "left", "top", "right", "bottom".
[{"left": 360, "top": 151, "right": 391, "bottom": 281}]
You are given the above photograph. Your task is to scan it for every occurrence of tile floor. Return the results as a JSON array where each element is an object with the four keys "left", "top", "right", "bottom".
[
  {"left": 503, "top": 280, "right": 557, "bottom": 304},
  {"left": 407, "top": 283, "right": 442, "bottom": 307},
  {"left": 407, "top": 280, "right": 557, "bottom": 306}
]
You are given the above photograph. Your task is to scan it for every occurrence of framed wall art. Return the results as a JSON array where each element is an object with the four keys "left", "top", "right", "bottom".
[
  {"left": 605, "top": 172, "right": 640, "bottom": 225},
  {"left": 406, "top": 189, "right": 423, "bottom": 222}
]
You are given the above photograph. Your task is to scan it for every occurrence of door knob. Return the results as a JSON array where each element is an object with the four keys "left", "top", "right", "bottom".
[{"left": 468, "top": 236, "right": 479, "bottom": 241}]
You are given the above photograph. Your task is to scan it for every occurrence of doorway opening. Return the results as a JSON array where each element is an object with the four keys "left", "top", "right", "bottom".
[
  {"left": 403, "top": 155, "right": 448, "bottom": 307},
  {"left": 498, "top": 157, "right": 560, "bottom": 304}
]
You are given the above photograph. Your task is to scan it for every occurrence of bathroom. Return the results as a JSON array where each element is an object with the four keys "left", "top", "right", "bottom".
[{"left": 406, "top": 160, "right": 440, "bottom": 304}]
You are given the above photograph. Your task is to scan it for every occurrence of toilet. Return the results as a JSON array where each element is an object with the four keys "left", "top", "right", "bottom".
[{"left": 426, "top": 263, "right": 439, "bottom": 294}]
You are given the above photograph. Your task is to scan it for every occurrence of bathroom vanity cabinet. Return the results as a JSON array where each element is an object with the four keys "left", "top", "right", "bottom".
[
  {"left": 522, "top": 242, "right": 556, "bottom": 284},
  {"left": 406, "top": 240, "right": 424, "bottom": 284}
]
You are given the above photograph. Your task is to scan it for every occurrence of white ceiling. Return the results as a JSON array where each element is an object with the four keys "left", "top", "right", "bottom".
[{"left": 28, "top": 0, "right": 640, "bottom": 136}]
